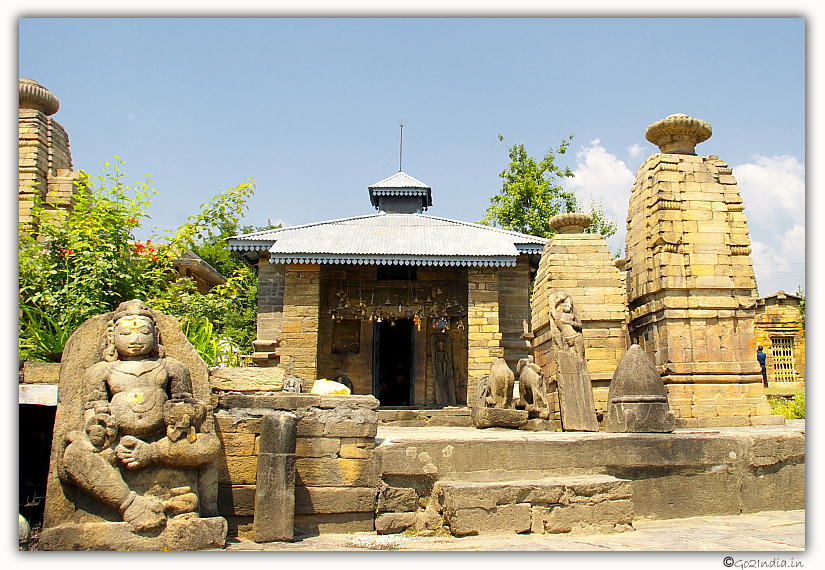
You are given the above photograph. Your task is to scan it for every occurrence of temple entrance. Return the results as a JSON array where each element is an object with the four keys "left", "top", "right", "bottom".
[{"left": 374, "top": 319, "right": 414, "bottom": 406}]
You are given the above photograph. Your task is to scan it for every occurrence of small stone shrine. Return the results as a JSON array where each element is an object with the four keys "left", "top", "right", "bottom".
[
  {"left": 41, "top": 300, "right": 227, "bottom": 550},
  {"left": 531, "top": 212, "right": 628, "bottom": 418},
  {"left": 625, "top": 113, "right": 777, "bottom": 427},
  {"left": 605, "top": 345, "right": 676, "bottom": 433}
]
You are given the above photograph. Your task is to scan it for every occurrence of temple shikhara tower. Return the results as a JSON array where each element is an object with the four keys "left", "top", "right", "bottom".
[{"left": 625, "top": 113, "right": 776, "bottom": 427}]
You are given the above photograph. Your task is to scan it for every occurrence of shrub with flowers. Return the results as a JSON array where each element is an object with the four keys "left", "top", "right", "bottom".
[{"left": 19, "top": 159, "right": 257, "bottom": 363}]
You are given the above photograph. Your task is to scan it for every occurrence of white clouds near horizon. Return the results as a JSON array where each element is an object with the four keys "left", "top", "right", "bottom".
[
  {"left": 562, "top": 142, "right": 805, "bottom": 296},
  {"left": 734, "top": 155, "right": 806, "bottom": 296},
  {"left": 563, "top": 139, "right": 635, "bottom": 255}
]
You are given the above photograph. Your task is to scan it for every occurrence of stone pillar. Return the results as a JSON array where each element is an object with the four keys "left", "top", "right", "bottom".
[
  {"left": 531, "top": 213, "right": 629, "bottom": 417},
  {"left": 254, "top": 411, "right": 297, "bottom": 543},
  {"left": 279, "top": 264, "right": 321, "bottom": 386},
  {"left": 19, "top": 78, "right": 80, "bottom": 231},
  {"left": 467, "top": 267, "right": 502, "bottom": 404},
  {"left": 498, "top": 256, "right": 533, "bottom": 367},
  {"left": 625, "top": 113, "right": 779, "bottom": 427}
]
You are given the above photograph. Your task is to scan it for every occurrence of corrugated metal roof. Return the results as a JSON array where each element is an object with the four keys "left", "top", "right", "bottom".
[{"left": 228, "top": 213, "right": 546, "bottom": 266}]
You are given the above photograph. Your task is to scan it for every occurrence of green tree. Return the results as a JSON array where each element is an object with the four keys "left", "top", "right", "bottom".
[
  {"left": 795, "top": 285, "right": 805, "bottom": 329},
  {"left": 18, "top": 159, "right": 257, "bottom": 363},
  {"left": 481, "top": 135, "right": 616, "bottom": 240}
]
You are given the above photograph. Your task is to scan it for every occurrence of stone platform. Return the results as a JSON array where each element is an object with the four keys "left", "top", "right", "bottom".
[{"left": 374, "top": 420, "right": 804, "bottom": 536}]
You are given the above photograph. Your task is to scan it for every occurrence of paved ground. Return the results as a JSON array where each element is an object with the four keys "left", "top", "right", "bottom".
[{"left": 225, "top": 509, "right": 805, "bottom": 551}]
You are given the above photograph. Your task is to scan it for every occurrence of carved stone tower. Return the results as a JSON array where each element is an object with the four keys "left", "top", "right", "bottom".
[
  {"left": 19, "top": 78, "right": 83, "bottom": 231},
  {"left": 625, "top": 113, "right": 779, "bottom": 427}
]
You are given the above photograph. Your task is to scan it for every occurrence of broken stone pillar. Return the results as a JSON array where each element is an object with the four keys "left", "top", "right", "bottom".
[
  {"left": 254, "top": 411, "right": 297, "bottom": 543},
  {"left": 532, "top": 212, "right": 628, "bottom": 418},
  {"left": 606, "top": 345, "right": 675, "bottom": 432},
  {"left": 625, "top": 113, "right": 778, "bottom": 428}
]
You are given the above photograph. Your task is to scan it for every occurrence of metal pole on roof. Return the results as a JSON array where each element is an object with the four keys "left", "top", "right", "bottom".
[{"left": 399, "top": 121, "right": 405, "bottom": 172}]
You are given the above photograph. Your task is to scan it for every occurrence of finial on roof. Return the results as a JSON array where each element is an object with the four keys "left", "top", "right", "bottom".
[
  {"left": 19, "top": 78, "right": 60, "bottom": 116},
  {"left": 645, "top": 113, "right": 712, "bottom": 155},
  {"left": 549, "top": 212, "right": 592, "bottom": 234},
  {"left": 399, "top": 121, "right": 405, "bottom": 172}
]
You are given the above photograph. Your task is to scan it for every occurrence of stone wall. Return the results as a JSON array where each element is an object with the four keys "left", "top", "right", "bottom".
[
  {"left": 213, "top": 393, "right": 380, "bottom": 537},
  {"left": 279, "top": 264, "right": 321, "bottom": 386},
  {"left": 754, "top": 292, "right": 805, "bottom": 385},
  {"left": 467, "top": 267, "right": 503, "bottom": 404},
  {"left": 497, "top": 256, "right": 533, "bottom": 368},
  {"left": 255, "top": 257, "right": 286, "bottom": 348}
]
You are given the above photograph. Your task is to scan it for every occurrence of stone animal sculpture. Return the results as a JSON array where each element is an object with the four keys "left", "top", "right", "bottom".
[
  {"left": 517, "top": 356, "right": 550, "bottom": 419},
  {"left": 480, "top": 357, "right": 515, "bottom": 409}
]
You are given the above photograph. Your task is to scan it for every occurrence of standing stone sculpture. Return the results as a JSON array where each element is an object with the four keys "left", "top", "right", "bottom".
[
  {"left": 549, "top": 293, "right": 599, "bottom": 431},
  {"left": 606, "top": 345, "right": 675, "bottom": 433},
  {"left": 432, "top": 335, "right": 457, "bottom": 406},
  {"left": 41, "top": 300, "right": 227, "bottom": 550}
]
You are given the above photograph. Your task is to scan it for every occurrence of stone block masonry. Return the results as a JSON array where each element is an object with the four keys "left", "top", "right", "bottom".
[
  {"left": 532, "top": 213, "right": 629, "bottom": 419},
  {"left": 214, "top": 394, "right": 379, "bottom": 537},
  {"left": 278, "top": 264, "right": 321, "bottom": 386},
  {"left": 466, "top": 267, "right": 503, "bottom": 404},
  {"left": 625, "top": 114, "right": 778, "bottom": 427}
]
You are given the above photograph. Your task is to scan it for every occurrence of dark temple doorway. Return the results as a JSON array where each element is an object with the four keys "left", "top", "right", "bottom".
[{"left": 374, "top": 319, "right": 414, "bottom": 406}]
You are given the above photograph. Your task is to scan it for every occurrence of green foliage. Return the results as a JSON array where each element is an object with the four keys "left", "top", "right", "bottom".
[
  {"left": 19, "top": 159, "right": 258, "bottom": 363},
  {"left": 768, "top": 394, "right": 805, "bottom": 419},
  {"left": 180, "top": 315, "right": 239, "bottom": 367},
  {"left": 481, "top": 135, "right": 577, "bottom": 239},
  {"left": 795, "top": 286, "right": 805, "bottom": 329},
  {"left": 481, "top": 135, "right": 617, "bottom": 240}
]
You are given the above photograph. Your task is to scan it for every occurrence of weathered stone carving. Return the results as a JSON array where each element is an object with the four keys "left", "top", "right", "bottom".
[
  {"left": 516, "top": 356, "right": 550, "bottom": 420},
  {"left": 41, "top": 300, "right": 227, "bottom": 550},
  {"left": 472, "top": 358, "right": 527, "bottom": 428},
  {"left": 606, "top": 345, "right": 675, "bottom": 433},
  {"left": 432, "top": 335, "right": 457, "bottom": 406},
  {"left": 549, "top": 293, "right": 598, "bottom": 431}
]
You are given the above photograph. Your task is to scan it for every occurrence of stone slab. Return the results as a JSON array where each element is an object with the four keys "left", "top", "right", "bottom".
[
  {"left": 209, "top": 366, "right": 286, "bottom": 392},
  {"left": 40, "top": 516, "right": 227, "bottom": 551},
  {"left": 294, "top": 512, "right": 376, "bottom": 536},
  {"left": 471, "top": 407, "right": 528, "bottom": 429},
  {"left": 375, "top": 512, "right": 417, "bottom": 534},
  {"left": 295, "top": 486, "right": 377, "bottom": 514},
  {"left": 19, "top": 383, "right": 58, "bottom": 405},
  {"left": 21, "top": 361, "right": 61, "bottom": 384}
]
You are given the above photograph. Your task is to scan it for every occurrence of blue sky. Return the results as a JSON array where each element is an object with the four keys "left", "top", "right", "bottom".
[{"left": 16, "top": 16, "right": 806, "bottom": 296}]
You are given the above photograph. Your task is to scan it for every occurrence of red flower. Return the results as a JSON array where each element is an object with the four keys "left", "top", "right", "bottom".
[
  {"left": 127, "top": 217, "right": 138, "bottom": 224},
  {"left": 60, "top": 248, "right": 75, "bottom": 256}
]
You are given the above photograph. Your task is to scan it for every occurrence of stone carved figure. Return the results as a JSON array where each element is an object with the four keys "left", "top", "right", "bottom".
[
  {"left": 480, "top": 358, "right": 515, "bottom": 409},
  {"left": 550, "top": 292, "right": 586, "bottom": 361},
  {"left": 517, "top": 356, "right": 550, "bottom": 420},
  {"left": 432, "top": 335, "right": 456, "bottom": 406},
  {"left": 548, "top": 292, "right": 599, "bottom": 431},
  {"left": 43, "top": 300, "right": 226, "bottom": 550}
]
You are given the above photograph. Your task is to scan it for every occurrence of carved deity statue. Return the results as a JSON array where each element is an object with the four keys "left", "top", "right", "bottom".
[
  {"left": 550, "top": 292, "right": 586, "bottom": 363},
  {"left": 59, "top": 300, "right": 221, "bottom": 532},
  {"left": 432, "top": 336, "right": 456, "bottom": 406},
  {"left": 547, "top": 292, "right": 598, "bottom": 431}
]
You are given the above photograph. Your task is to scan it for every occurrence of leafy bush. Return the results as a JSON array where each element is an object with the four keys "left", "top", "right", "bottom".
[
  {"left": 19, "top": 159, "right": 258, "bottom": 363},
  {"left": 768, "top": 394, "right": 806, "bottom": 419}
]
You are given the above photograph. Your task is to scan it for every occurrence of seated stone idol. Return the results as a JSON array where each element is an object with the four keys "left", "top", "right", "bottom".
[{"left": 59, "top": 300, "right": 221, "bottom": 533}]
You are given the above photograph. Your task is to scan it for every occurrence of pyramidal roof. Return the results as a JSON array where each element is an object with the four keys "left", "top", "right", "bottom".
[
  {"left": 368, "top": 171, "right": 431, "bottom": 189},
  {"left": 368, "top": 171, "right": 432, "bottom": 210},
  {"left": 228, "top": 213, "right": 546, "bottom": 267}
]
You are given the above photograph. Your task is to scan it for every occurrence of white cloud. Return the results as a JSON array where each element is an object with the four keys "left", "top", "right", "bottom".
[
  {"left": 627, "top": 143, "right": 644, "bottom": 159},
  {"left": 735, "top": 155, "right": 805, "bottom": 296},
  {"left": 563, "top": 139, "right": 635, "bottom": 255}
]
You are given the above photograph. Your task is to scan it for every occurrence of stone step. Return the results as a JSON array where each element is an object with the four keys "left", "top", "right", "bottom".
[
  {"left": 379, "top": 407, "right": 473, "bottom": 427},
  {"left": 434, "top": 474, "right": 633, "bottom": 536}
]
